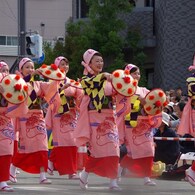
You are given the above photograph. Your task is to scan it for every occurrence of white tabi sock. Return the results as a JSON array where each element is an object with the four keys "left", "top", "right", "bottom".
[
  {"left": 10, "top": 164, "right": 17, "bottom": 177},
  {"left": 0, "top": 182, "right": 7, "bottom": 188},
  {"left": 40, "top": 172, "right": 46, "bottom": 181}
]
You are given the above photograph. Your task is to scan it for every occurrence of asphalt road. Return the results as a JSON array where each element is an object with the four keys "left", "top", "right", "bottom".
[{"left": 4, "top": 170, "right": 195, "bottom": 195}]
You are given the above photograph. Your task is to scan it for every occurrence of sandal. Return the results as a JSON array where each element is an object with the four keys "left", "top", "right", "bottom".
[
  {"left": 16, "top": 169, "right": 20, "bottom": 175},
  {"left": 9, "top": 174, "right": 17, "bottom": 183},
  {"left": 0, "top": 186, "right": 14, "bottom": 192},
  {"left": 47, "top": 167, "right": 54, "bottom": 176},
  {"left": 68, "top": 174, "right": 80, "bottom": 180},
  {"left": 186, "top": 168, "right": 195, "bottom": 186},
  {"left": 144, "top": 180, "right": 156, "bottom": 186},
  {"left": 109, "top": 185, "right": 122, "bottom": 191},
  {"left": 39, "top": 178, "right": 52, "bottom": 184},
  {"left": 79, "top": 172, "right": 88, "bottom": 190}
]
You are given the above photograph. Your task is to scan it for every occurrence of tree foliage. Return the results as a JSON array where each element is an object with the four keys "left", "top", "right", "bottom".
[{"left": 43, "top": 0, "right": 147, "bottom": 85}]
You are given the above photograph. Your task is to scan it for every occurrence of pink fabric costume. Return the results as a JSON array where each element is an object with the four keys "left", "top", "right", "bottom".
[
  {"left": 178, "top": 99, "right": 195, "bottom": 138},
  {"left": 12, "top": 74, "right": 59, "bottom": 173},
  {"left": 0, "top": 106, "right": 14, "bottom": 182},
  {"left": 119, "top": 86, "right": 162, "bottom": 177},
  {"left": 178, "top": 98, "right": 195, "bottom": 172},
  {"left": 0, "top": 73, "right": 15, "bottom": 182},
  {"left": 74, "top": 76, "right": 130, "bottom": 179},
  {"left": 45, "top": 77, "right": 83, "bottom": 175}
]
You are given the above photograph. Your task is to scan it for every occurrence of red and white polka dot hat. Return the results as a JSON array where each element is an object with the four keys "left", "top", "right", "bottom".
[
  {"left": 38, "top": 64, "right": 66, "bottom": 81},
  {"left": 1, "top": 74, "right": 28, "bottom": 104},
  {"left": 111, "top": 69, "right": 138, "bottom": 97},
  {"left": 143, "top": 88, "right": 168, "bottom": 115}
]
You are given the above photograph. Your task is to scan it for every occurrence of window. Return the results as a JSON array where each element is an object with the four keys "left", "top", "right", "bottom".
[
  {"left": 76, "top": 0, "right": 89, "bottom": 19},
  {"left": 145, "top": 0, "right": 154, "bottom": 7},
  {"left": 0, "top": 36, "right": 18, "bottom": 46},
  {"left": 0, "top": 36, "right": 6, "bottom": 45}
]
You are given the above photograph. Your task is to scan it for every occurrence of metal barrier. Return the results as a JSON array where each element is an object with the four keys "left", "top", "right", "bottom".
[{"left": 154, "top": 137, "right": 195, "bottom": 141}]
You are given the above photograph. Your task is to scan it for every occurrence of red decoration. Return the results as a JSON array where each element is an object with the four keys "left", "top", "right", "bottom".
[
  {"left": 124, "top": 70, "right": 130, "bottom": 75},
  {"left": 18, "top": 95, "right": 24, "bottom": 101},
  {"left": 41, "top": 64, "right": 47, "bottom": 68},
  {"left": 113, "top": 72, "right": 120, "bottom": 78},
  {"left": 14, "top": 84, "right": 22, "bottom": 91},
  {"left": 45, "top": 70, "right": 51, "bottom": 75},
  {"left": 56, "top": 72, "right": 62, "bottom": 78},
  {"left": 4, "top": 79, "right": 10, "bottom": 85},
  {"left": 116, "top": 83, "right": 122, "bottom": 89},
  {"left": 75, "top": 82, "right": 79, "bottom": 85},
  {"left": 155, "top": 100, "right": 162, "bottom": 107},
  {"left": 6, "top": 93, "right": 12, "bottom": 98},
  {"left": 23, "top": 85, "right": 28, "bottom": 91},
  {"left": 155, "top": 110, "right": 161, "bottom": 115},
  {"left": 158, "top": 91, "right": 164, "bottom": 97},
  {"left": 146, "top": 106, "right": 152, "bottom": 111},
  {"left": 163, "top": 101, "right": 168, "bottom": 107},
  {"left": 123, "top": 76, "right": 131, "bottom": 83},
  {"left": 128, "top": 88, "right": 133, "bottom": 94},
  {"left": 51, "top": 64, "right": 58, "bottom": 70},
  {"left": 15, "top": 75, "right": 21, "bottom": 80},
  {"left": 149, "top": 95, "right": 155, "bottom": 100},
  {"left": 133, "top": 81, "right": 137, "bottom": 87},
  {"left": 60, "top": 69, "right": 65, "bottom": 73}
]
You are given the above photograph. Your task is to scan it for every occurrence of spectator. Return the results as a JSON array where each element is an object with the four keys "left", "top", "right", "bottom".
[
  {"left": 163, "top": 102, "right": 178, "bottom": 121},
  {"left": 170, "top": 101, "right": 186, "bottom": 131},
  {"left": 154, "top": 112, "right": 181, "bottom": 165},
  {"left": 175, "top": 87, "right": 183, "bottom": 98}
]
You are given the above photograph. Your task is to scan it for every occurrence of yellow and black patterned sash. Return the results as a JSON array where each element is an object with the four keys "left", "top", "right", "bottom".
[
  {"left": 125, "top": 95, "right": 140, "bottom": 127},
  {"left": 23, "top": 75, "right": 40, "bottom": 109},
  {"left": 57, "top": 81, "right": 69, "bottom": 114},
  {"left": 81, "top": 73, "right": 106, "bottom": 113}
]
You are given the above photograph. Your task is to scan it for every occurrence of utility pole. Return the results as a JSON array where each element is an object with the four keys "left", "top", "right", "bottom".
[
  {"left": 10, "top": 0, "right": 26, "bottom": 73},
  {"left": 18, "top": 0, "right": 26, "bottom": 57}
]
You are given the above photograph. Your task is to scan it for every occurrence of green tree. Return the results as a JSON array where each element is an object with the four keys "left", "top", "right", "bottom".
[
  {"left": 64, "top": 0, "right": 133, "bottom": 79},
  {"left": 125, "top": 27, "right": 147, "bottom": 87},
  {"left": 43, "top": 41, "right": 66, "bottom": 65},
  {"left": 43, "top": 0, "right": 147, "bottom": 86}
]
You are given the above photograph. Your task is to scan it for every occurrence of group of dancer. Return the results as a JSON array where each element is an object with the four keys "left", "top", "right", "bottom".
[{"left": 0, "top": 48, "right": 195, "bottom": 192}]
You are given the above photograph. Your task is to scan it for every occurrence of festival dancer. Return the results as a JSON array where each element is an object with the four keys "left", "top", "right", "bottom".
[
  {"left": 10, "top": 57, "right": 59, "bottom": 184},
  {"left": 45, "top": 56, "right": 83, "bottom": 179},
  {"left": 179, "top": 53, "right": 195, "bottom": 186},
  {"left": 118, "top": 64, "right": 163, "bottom": 186},
  {"left": 0, "top": 61, "right": 15, "bottom": 192},
  {"left": 74, "top": 49, "right": 133, "bottom": 191}
]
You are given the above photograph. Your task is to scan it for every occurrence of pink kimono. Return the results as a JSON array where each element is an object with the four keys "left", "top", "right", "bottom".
[
  {"left": 178, "top": 96, "right": 195, "bottom": 177},
  {"left": 0, "top": 72, "right": 15, "bottom": 182},
  {"left": 74, "top": 79, "right": 130, "bottom": 179},
  {"left": 45, "top": 78, "right": 83, "bottom": 175},
  {"left": 119, "top": 86, "right": 162, "bottom": 177},
  {"left": 0, "top": 106, "right": 14, "bottom": 182},
  {"left": 12, "top": 76, "right": 58, "bottom": 174},
  {"left": 178, "top": 98, "right": 195, "bottom": 137}
]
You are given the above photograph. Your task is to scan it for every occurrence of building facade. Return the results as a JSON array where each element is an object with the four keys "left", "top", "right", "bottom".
[
  {"left": 0, "top": 0, "right": 194, "bottom": 91},
  {"left": 0, "top": 0, "right": 72, "bottom": 65},
  {"left": 154, "top": 0, "right": 195, "bottom": 92}
]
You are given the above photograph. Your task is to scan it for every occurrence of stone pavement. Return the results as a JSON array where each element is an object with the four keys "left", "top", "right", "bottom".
[{"left": 3, "top": 170, "right": 195, "bottom": 195}]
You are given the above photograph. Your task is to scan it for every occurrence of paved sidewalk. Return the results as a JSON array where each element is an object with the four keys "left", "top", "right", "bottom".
[{"left": 4, "top": 170, "right": 195, "bottom": 195}]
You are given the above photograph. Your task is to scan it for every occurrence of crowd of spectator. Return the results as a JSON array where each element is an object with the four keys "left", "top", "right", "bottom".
[{"left": 153, "top": 87, "right": 195, "bottom": 167}]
